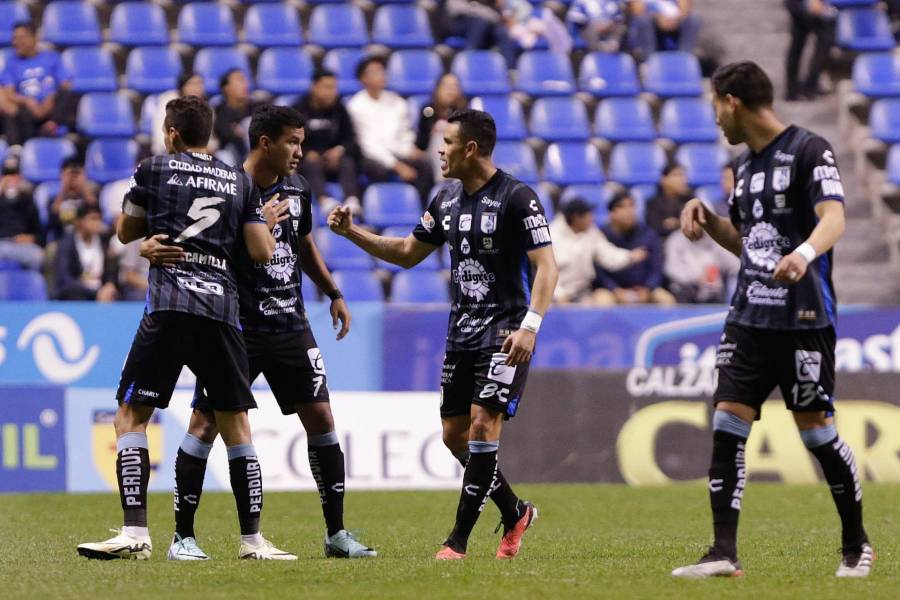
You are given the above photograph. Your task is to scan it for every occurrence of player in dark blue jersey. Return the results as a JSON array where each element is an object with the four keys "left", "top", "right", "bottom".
[
  {"left": 140, "top": 105, "right": 375, "bottom": 560},
  {"left": 76, "top": 96, "right": 289, "bottom": 560},
  {"left": 673, "top": 62, "right": 873, "bottom": 578},
  {"left": 328, "top": 109, "right": 559, "bottom": 560}
]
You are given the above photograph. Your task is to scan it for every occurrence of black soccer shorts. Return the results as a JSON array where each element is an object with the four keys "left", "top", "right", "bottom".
[
  {"left": 439, "top": 347, "right": 531, "bottom": 420},
  {"left": 713, "top": 323, "right": 836, "bottom": 418},
  {"left": 116, "top": 311, "right": 256, "bottom": 412},
  {"left": 193, "top": 328, "right": 330, "bottom": 415}
]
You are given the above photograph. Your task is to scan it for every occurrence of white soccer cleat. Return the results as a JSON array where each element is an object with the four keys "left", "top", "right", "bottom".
[
  {"left": 77, "top": 529, "right": 152, "bottom": 560},
  {"left": 238, "top": 535, "right": 297, "bottom": 560},
  {"left": 836, "top": 543, "right": 874, "bottom": 577},
  {"left": 324, "top": 530, "right": 377, "bottom": 558},
  {"left": 167, "top": 534, "right": 209, "bottom": 560},
  {"left": 672, "top": 548, "right": 743, "bottom": 578}
]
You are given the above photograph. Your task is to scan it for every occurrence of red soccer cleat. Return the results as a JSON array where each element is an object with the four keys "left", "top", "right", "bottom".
[
  {"left": 496, "top": 501, "right": 538, "bottom": 559},
  {"left": 435, "top": 545, "right": 466, "bottom": 560}
]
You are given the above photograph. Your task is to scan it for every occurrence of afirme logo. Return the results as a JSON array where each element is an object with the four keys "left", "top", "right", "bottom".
[{"left": 15, "top": 312, "right": 100, "bottom": 384}]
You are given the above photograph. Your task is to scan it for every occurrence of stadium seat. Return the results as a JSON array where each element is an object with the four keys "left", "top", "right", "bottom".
[
  {"left": 642, "top": 51, "right": 703, "bottom": 97},
  {"left": 594, "top": 97, "right": 655, "bottom": 142},
  {"left": 32, "top": 181, "right": 60, "bottom": 225},
  {"left": 659, "top": 98, "right": 719, "bottom": 143},
  {"left": 76, "top": 92, "right": 135, "bottom": 137},
  {"left": 193, "top": 48, "right": 252, "bottom": 95},
  {"left": 386, "top": 50, "right": 443, "bottom": 96},
  {"left": 536, "top": 184, "right": 556, "bottom": 222},
  {"left": 869, "top": 99, "right": 900, "bottom": 144},
  {"left": 85, "top": 139, "right": 138, "bottom": 185},
  {"left": 609, "top": 142, "right": 667, "bottom": 186},
  {"left": 451, "top": 51, "right": 511, "bottom": 96},
  {"left": 529, "top": 97, "right": 590, "bottom": 142},
  {"left": 257, "top": 48, "right": 314, "bottom": 96},
  {"left": 852, "top": 52, "right": 900, "bottom": 98},
  {"left": 831, "top": 0, "right": 878, "bottom": 6},
  {"left": 836, "top": 7, "right": 894, "bottom": 51},
  {"left": 314, "top": 230, "right": 374, "bottom": 271},
  {"left": 578, "top": 52, "right": 640, "bottom": 97},
  {"left": 323, "top": 49, "right": 367, "bottom": 96},
  {"left": 139, "top": 95, "right": 158, "bottom": 135},
  {"left": 21, "top": 138, "right": 76, "bottom": 183},
  {"left": 560, "top": 183, "right": 616, "bottom": 223},
  {"left": 99, "top": 178, "right": 131, "bottom": 222},
  {"left": 372, "top": 5, "right": 434, "bottom": 49},
  {"left": 887, "top": 144, "right": 900, "bottom": 185},
  {"left": 544, "top": 142, "right": 604, "bottom": 186},
  {"left": 515, "top": 50, "right": 576, "bottom": 97},
  {"left": 469, "top": 96, "right": 526, "bottom": 140},
  {"left": 331, "top": 270, "right": 383, "bottom": 301},
  {"left": 177, "top": 3, "right": 237, "bottom": 46},
  {"left": 363, "top": 183, "right": 422, "bottom": 228},
  {"left": 493, "top": 142, "right": 539, "bottom": 183},
  {"left": 60, "top": 47, "right": 116, "bottom": 93},
  {"left": 307, "top": 4, "right": 369, "bottom": 49},
  {"left": 0, "top": 2, "right": 30, "bottom": 46},
  {"left": 392, "top": 271, "right": 449, "bottom": 303},
  {"left": 244, "top": 3, "right": 302, "bottom": 47},
  {"left": 696, "top": 184, "right": 726, "bottom": 206},
  {"left": 675, "top": 143, "right": 729, "bottom": 187},
  {"left": 406, "top": 94, "right": 430, "bottom": 129},
  {"left": 126, "top": 46, "right": 182, "bottom": 95},
  {"left": 0, "top": 270, "right": 48, "bottom": 301},
  {"left": 42, "top": 1, "right": 101, "bottom": 46},
  {"left": 109, "top": 2, "right": 169, "bottom": 46},
  {"left": 376, "top": 227, "right": 441, "bottom": 272}
]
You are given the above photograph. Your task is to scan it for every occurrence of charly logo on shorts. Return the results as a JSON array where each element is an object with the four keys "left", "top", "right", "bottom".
[
  {"left": 307, "top": 347, "right": 326, "bottom": 375},
  {"left": 745, "top": 222, "right": 791, "bottom": 271},
  {"left": 795, "top": 350, "right": 822, "bottom": 383},
  {"left": 261, "top": 241, "right": 297, "bottom": 283},
  {"left": 453, "top": 259, "right": 496, "bottom": 301},
  {"left": 488, "top": 353, "right": 516, "bottom": 385}
]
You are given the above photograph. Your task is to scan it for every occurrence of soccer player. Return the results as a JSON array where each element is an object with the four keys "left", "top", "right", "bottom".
[
  {"left": 141, "top": 105, "right": 376, "bottom": 560},
  {"left": 673, "top": 61, "right": 873, "bottom": 578},
  {"left": 328, "top": 109, "right": 559, "bottom": 560},
  {"left": 76, "top": 96, "right": 283, "bottom": 560}
]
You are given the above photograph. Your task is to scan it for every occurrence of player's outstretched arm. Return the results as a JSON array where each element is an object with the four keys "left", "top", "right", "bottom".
[
  {"left": 243, "top": 222, "right": 276, "bottom": 264},
  {"left": 327, "top": 205, "right": 436, "bottom": 268},
  {"left": 773, "top": 199, "right": 845, "bottom": 285},
  {"left": 502, "top": 245, "right": 559, "bottom": 366},
  {"left": 680, "top": 198, "right": 742, "bottom": 257}
]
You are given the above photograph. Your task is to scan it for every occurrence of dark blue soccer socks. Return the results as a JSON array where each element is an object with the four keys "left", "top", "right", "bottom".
[
  {"left": 454, "top": 450, "right": 521, "bottom": 528},
  {"left": 116, "top": 432, "right": 150, "bottom": 528},
  {"left": 445, "top": 440, "right": 500, "bottom": 553},
  {"left": 174, "top": 433, "right": 213, "bottom": 539},
  {"left": 308, "top": 431, "right": 346, "bottom": 537},
  {"left": 227, "top": 444, "right": 263, "bottom": 536},
  {"left": 708, "top": 411, "right": 751, "bottom": 561}
]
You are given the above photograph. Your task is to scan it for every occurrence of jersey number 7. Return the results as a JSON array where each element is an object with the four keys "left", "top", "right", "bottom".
[{"left": 175, "top": 197, "right": 226, "bottom": 243}]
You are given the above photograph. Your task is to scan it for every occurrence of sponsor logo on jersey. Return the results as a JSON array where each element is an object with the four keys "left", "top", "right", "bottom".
[
  {"left": 481, "top": 196, "right": 501, "bottom": 208},
  {"left": 459, "top": 214, "right": 472, "bottom": 232},
  {"left": 746, "top": 281, "right": 789, "bottom": 306},
  {"left": 177, "top": 276, "right": 224, "bottom": 296},
  {"left": 183, "top": 252, "right": 227, "bottom": 270},
  {"left": 441, "top": 197, "right": 458, "bottom": 210},
  {"left": 259, "top": 295, "right": 298, "bottom": 316},
  {"left": 421, "top": 211, "right": 435, "bottom": 232},
  {"left": 442, "top": 215, "right": 451, "bottom": 231},
  {"left": 460, "top": 238, "right": 471, "bottom": 255},
  {"left": 795, "top": 350, "right": 822, "bottom": 382},
  {"left": 745, "top": 222, "right": 791, "bottom": 271},
  {"left": 482, "top": 237, "right": 493, "bottom": 250},
  {"left": 523, "top": 214, "right": 551, "bottom": 243},
  {"left": 189, "top": 152, "right": 213, "bottom": 162},
  {"left": 256, "top": 241, "right": 297, "bottom": 283},
  {"left": 813, "top": 165, "right": 840, "bottom": 182},
  {"left": 822, "top": 149, "right": 835, "bottom": 165},
  {"left": 168, "top": 159, "right": 238, "bottom": 181},
  {"left": 455, "top": 313, "right": 493, "bottom": 334},
  {"left": 772, "top": 166, "right": 791, "bottom": 192},
  {"left": 184, "top": 176, "right": 237, "bottom": 195},
  {"left": 735, "top": 178, "right": 744, "bottom": 198},
  {"left": 774, "top": 150, "right": 795, "bottom": 163},
  {"left": 752, "top": 199, "right": 764, "bottom": 219},
  {"left": 453, "top": 259, "right": 495, "bottom": 301},
  {"left": 167, "top": 173, "right": 184, "bottom": 186},
  {"left": 749, "top": 172, "right": 765, "bottom": 194},
  {"left": 773, "top": 194, "right": 792, "bottom": 215},
  {"left": 481, "top": 213, "right": 497, "bottom": 234}
]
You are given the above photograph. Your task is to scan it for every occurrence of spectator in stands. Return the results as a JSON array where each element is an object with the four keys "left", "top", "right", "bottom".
[
  {"left": 47, "top": 157, "right": 98, "bottom": 242},
  {"left": 1, "top": 21, "right": 74, "bottom": 144},
  {"left": 53, "top": 204, "right": 117, "bottom": 301},
  {"left": 595, "top": 190, "right": 675, "bottom": 305},
  {"left": 0, "top": 153, "right": 43, "bottom": 270},
  {"left": 416, "top": 73, "right": 467, "bottom": 182},
  {"left": 550, "top": 196, "right": 647, "bottom": 304},
  {"left": 784, "top": 0, "right": 837, "bottom": 101},
  {"left": 152, "top": 73, "right": 205, "bottom": 156},
  {"left": 629, "top": 0, "right": 701, "bottom": 60},
  {"left": 500, "top": 0, "right": 572, "bottom": 68},
  {"left": 440, "top": 0, "right": 505, "bottom": 51},
  {"left": 295, "top": 69, "right": 361, "bottom": 213},
  {"left": 347, "top": 57, "right": 433, "bottom": 203},
  {"left": 112, "top": 238, "right": 149, "bottom": 301},
  {"left": 664, "top": 228, "right": 739, "bottom": 303},
  {"left": 646, "top": 162, "right": 692, "bottom": 239},
  {"left": 566, "top": 0, "right": 630, "bottom": 52},
  {"left": 214, "top": 69, "right": 257, "bottom": 165}
]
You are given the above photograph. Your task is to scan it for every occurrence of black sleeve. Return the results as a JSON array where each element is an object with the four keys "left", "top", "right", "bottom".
[
  {"left": 299, "top": 183, "right": 313, "bottom": 237},
  {"left": 798, "top": 135, "right": 845, "bottom": 206},
  {"left": 241, "top": 174, "right": 265, "bottom": 225},
  {"left": 412, "top": 194, "right": 446, "bottom": 247},
  {"left": 507, "top": 184, "right": 552, "bottom": 250},
  {"left": 122, "top": 158, "right": 154, "bottom": 217},
  {"left": 727, "top": 164, "right": 741, "bottom": 228}
]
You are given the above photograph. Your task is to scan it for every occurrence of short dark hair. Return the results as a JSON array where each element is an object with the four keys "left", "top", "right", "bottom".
[
  {"left": 12, "top": 21, "right": 36, "bottom": 35},
  {"left": 219, "top": 68, "right": 243, "bottom": 93},
  {"left": 248, "top": 104, "right": 306, "bottom": 149},
  {"left": 661, "top": 161, "right": 683, "bottom": 177},
  {"left": 711, "top": 61, "right": 774, "bottom": 109},
  {"left": 178, "top": 72, "right": 200, "bottom": 94},
  {"left": 313, "top": 68, "right": 336, "bottom": 83},
  {"left": 355, "top": 56, "right": 385, "bottom": 81},
  {"left": 76, "top": 203, "right": 102, "bottom": 220},
  {"left": 61, "top": 156, "right": 84, "bottom": 171},
  {"left": 164, "top": 96, "right": 214, "bottom": 147},
  {"left": 607, "top": 190, "right": 633, "bottom": 211},
  {"left": 447, "top": 109, "right": 496, "bottom": 156}
]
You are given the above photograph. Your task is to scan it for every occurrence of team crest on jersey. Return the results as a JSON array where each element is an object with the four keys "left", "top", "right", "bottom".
[
  {"left": 453, "top": 259, "right": 496, "bottom": 301},
  {"left": 481, "top": 214, "right": 497, "bottom": 234},
  {"left": 272, "top": 224, "right": 282, "bottom": 239},
  {"left": 287, "top": 196, "right": 302, "bottom": 218},
  {"left": 459, "top": 214, "right": 472, "bottom": 232},
  {"left": 772, "top": 166, "right": 791, "bottom": 192},
  {"left": 750, "top": 172, "right": 765, "bottom": 194},
  {"left": 92, "top": 410, "right": 162, "bottom": 492},
  {"left": 421, "top": 211, "right": 435, "bottom": 232}
]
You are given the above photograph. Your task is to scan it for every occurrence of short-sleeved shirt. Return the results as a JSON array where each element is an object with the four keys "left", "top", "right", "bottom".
[
  {"left": 236, "top": 172, "right": 313, "bottom": 333},
  {"left": 1, "top": 50, "right": 62, "bottom": 102},
  {"left": 727, "top": 125, "right": 843, "bottom": 330},
  {"left": 413, "top": 169, "right": 552, "bottom": 351},
  {"left": 123, "top": 152, "right": 263, "bottom": 328}
]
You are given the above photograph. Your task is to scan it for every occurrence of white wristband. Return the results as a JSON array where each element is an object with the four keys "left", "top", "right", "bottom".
[
  {"left": 520, "top": 310, "right": 542, "bottom": 334},
  {"left": 794, "top": 242, "right": 817, "bottom": 264}
]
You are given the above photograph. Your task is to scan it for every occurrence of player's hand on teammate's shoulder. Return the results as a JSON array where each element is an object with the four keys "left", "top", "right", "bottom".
[
  {"left": 331, "top": 297, "right": 351, "bottom": 341},
  {"left": 327, "top": 205, "right": 354, "bottom": 236},
  {"left": 680, "top": 198, "right": 708, "bottom": 241},
  {"left": 772, "top": 252, "right": 808, "bottom": 285},
  {"left": 502, "top": 328, "right": 536, "bottom": 366},
  {"left": 139, "top": 234, "right": 186, "bottom": 266},
  {"left": 262, "top": 193, "right": 290, "bottom": 231}
]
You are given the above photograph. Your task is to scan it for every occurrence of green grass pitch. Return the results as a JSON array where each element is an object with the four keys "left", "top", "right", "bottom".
[{"left": 2, "top": 483, "right": 897, "bottom": 599}]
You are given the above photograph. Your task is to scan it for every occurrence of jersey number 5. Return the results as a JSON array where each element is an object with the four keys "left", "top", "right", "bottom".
[{"left": 175, "top": 197, "right": 226, "bottom": 243}]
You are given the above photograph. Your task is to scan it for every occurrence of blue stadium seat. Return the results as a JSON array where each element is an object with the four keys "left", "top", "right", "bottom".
[
  {"left": 0, "top": 139, "right": 6, "bottom": 164},
  {"left": 60, "top": 47, "right": 116, "bottom": 93},
  {"left": 308, "top": 4, "right": 369, "bottom": 49},
  {"left": 578, "top": 52, "right": 640, "bottom": 97},
  {"left": 0, "top": 270, "right": 48, "bottom": 301},
  {"left": 77, "top": 93, "right": 135, "bottom": 137},
  {"left": 99, "top": 178, "right": 131, "bottom": 222},
  {"left": 42, "top": 1, "right": 101, "bottom": 46},
  {"left": 363, "top": 183, "right": 422, "bottom": 228},
  {"left": 469, "top": 96, "right": 526, "bottom": 140},
  {"left": 451, "top": 51, "right": 511, "bottom": 96},
  {"left": 594, "top": 97, "right": 655, "bottom": 142},
  {"left": 406, "top": 94, "right": 430, "bottom": 129},
  {"left": 659, "top": 98, "right": 719, "bottom": 143},
  {"left": 372, "top": 5, "right": 433, "bottom": 49},
  {"left": 85, "top": 139, "right": 138, "bottom": 184},
  {"left": 515, "top": 50, "right": 576, "bottom": 97},
  {"left": 529, "top": 97, "right": 590, "bottom": 142},
  {"left": 323, "top": 49, "right": 367, "bottom": 96},
  {"left": 831, "top": 0, "right": 878, "bottom": 6},
  {"left": 109, "top": 2, "right": 169, "bottom": 46},
  {"left": 376, "top": 227, "right": 441, "bottom": 272},
  {"left": 643, "top": 51, "right": 703, "bottom": 97},
  {"left": 560, "top": 183, "right": 616, "bottom": 223},
  {"left": 675, "top": 143, "right": 729, "bottom": 187},
  {"left": 0, "top": 2, "right": 30, "bottom": 46},
  {"left": 696, "top": 184, "right": 726, "bottom": 206},
  {"left": 244, "top": 3, "right": 302, "bottom": 47},
  {"left": 139, "top": 95, "right": 158, "bottom": 135},
  {"left": 257, "top": 48, "right": 314, "bottom": 96},
  {"left": 887, "top": 144, "right": 900, "bottom": 185},
  {"left": 331, "top": 270, "right": 383, "bottom": 301},
  {"left": 314, "top": 230, "right": 374, "bottom": 271},
  {"left": 177, "top": 3, "right": 237, "bottom": 46},
  {"left": 126, "top": 46, "right": 182, "bottom": 95},
  {"left": 33, "top": 181, "right": 60, "bottom": 224},
  {"left": 392, "top": 271, "right": 449, "bottom": 303},
  {"left": 193, "top": 48, "right": 252, "bottom": 95},
  {"left": 493, "top": 142, "right": 539, "bottom": 183},
  {"left": 544, "top": 142, "right": 604, "bottom": 186},
  {"left": 609, "top": 142, "right": 667, "bottom": 186},
  {"left": 836, "top": 7, "right": 894, "bottom": 51},
  {"left": 852, "top": 52, "right": 900, "bottom": 98},
  {"left": 21, "top": 138, "right": 76, "bottom": 183},
  {"left": 536, "top": 184, "right": 556, "bottom": 222},
  {"left": 627, "top": 184, "right": 652, "bottom": 221},
  {"left": 869, "top": 99, "right": 900, "bottom": 144},
  {"left": 386, "top": 50, "right": 443, "bottom": 96}
]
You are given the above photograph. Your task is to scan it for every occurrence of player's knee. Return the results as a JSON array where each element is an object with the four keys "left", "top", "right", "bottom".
[
  {"left": 794, "top": 410, "right": 833, "bottom": 436},
  {"left": 297, "top": 403, "right": 335, "bottom": 436},
  {"left": 114, "top": 405, "right": 151, "bottom": 436},
  {"left": 189, "top": 410, "right": 218, "bottom": 443},
  {"left": 468, "top": 418, "right": 497, "bottom": 442}
]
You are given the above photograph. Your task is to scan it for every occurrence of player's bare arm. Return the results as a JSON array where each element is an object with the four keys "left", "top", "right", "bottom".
[
  {"left": 243, "top": 222, "right": 276, "bottom": 264},
  {"left": 298, "top": 233, "right": 351, "bottom": 340},
  {"left": 117, "top": 213, "right": 148, "bottom": 244},
  {"left": 502, "top": 245, "right": 558, "bottom": 366},
  {"left": 680, "top": 198, "right": 742, "bottom": 257},
  {"left": 328, "top": 204, "right": 436, "bottom": 268},
  {"left": 139, "top": 234, "right": 186, "bottom": 266},
  {"left": 772, "top": 199, "right": 845, "bottom": 285}
]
